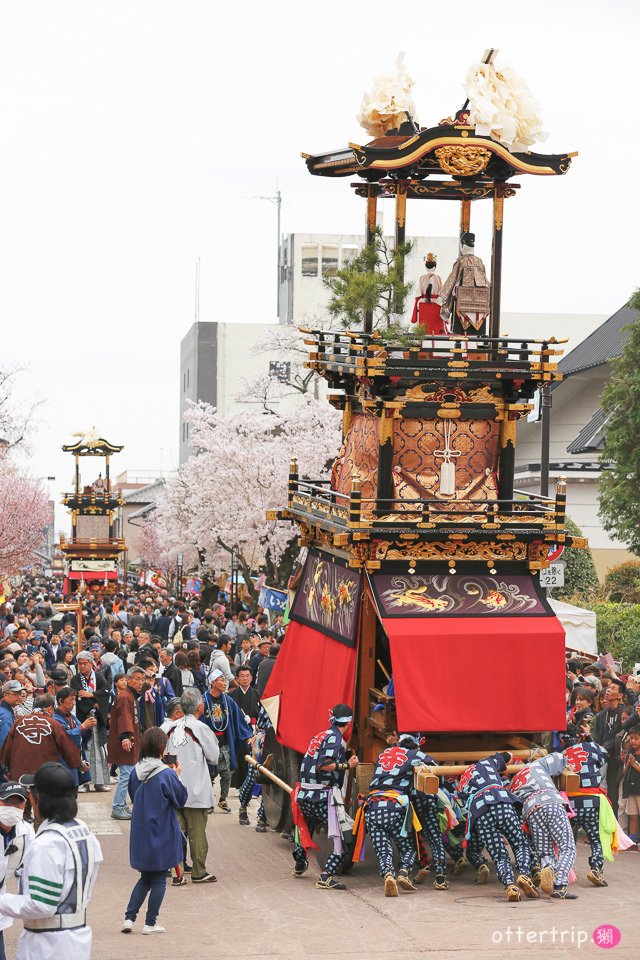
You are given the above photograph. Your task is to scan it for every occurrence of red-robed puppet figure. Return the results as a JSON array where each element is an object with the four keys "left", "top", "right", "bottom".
[{"left": 410, "top": 252, "right": 446, "bottom": 335}]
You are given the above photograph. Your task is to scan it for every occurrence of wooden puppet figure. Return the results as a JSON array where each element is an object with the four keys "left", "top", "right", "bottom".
[{"left": 439, "top": 232, "right": 490, "bottom": 336}]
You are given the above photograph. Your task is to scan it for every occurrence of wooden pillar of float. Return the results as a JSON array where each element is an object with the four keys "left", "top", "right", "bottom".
[
  {"left": 364, "top": 184, "right": 378, "bottom": 334},
  {"left": 375, "top": 406, "right": 395, "bottom": 515},
  {"left": 489, "top": 184, "right": 506, "bottom": 339},
  {"left": 394, "top": 180, "right": 407, "bottom": 311},
  {"left": 498, "top": 410, "right": 516, "bottom": 502}
]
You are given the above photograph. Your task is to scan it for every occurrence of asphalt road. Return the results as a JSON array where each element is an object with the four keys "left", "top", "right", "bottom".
[{"left": 4, "top": 789, "right": 638, "bottom": 959}]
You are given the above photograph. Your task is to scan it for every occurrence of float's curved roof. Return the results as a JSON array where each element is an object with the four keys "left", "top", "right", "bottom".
[{"left": 303, "top": 116, "right": 576, "bottom": 182}]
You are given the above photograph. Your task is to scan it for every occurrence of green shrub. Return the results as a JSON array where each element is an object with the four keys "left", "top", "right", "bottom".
[
  {"left": 591, "top": 602, "right": 640, "bottom": 668},
  {"left": 603, "top": 561, "right": 640, "bottom": 604}
]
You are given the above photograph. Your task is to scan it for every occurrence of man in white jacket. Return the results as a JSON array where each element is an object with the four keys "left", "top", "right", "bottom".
[
  {"left": 0, "top": 782, "right": 35, "bottom": 960},
  {"left": 0, "top": 764, "right": 102, "bottom": 960},
  {"left": 161, "top": 690, "right": 219, "bottom": 884}
]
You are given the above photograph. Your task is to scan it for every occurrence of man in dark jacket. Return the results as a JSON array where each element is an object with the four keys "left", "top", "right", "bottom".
[
  {"left": 159, "top": 648, "right": 182, "bottom": 698},
  {"left": 153, "top": 609, "right": 173, "bottom": 644},
  {"left": 229, "top": 667, "right": 261, "bottom": 724},
  {"left": 128, "top": 606, "right": 146, "bottom": 632},
  {"left": 249, "top": 637, "right": 271, "bottom": 680},
  {"left": 593, "top": 681, "right": 626, "bottom": 816},
  {"left": 229, "top": 665, "right": 261, "bottom": 790},
  {"left": 255, "top": 644, "right": 280, "bottom": 697},
  {"left": 108, "top": 666, "right": 146, "bottom": 820},
  {"left": 42, "top": 633, "right": 70, "bottom": 672}
]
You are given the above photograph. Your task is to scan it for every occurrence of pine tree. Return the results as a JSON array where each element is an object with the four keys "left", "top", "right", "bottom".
[
  {"left": 323, "top": 228, "right": 412, "bottom": 332},
  {"left": 598, "top": 291, "right": 640, "bottom": 553}
]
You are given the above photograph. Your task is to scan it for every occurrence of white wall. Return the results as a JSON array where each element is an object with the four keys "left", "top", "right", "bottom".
[{"left": 215, "top": 323, "right": 326, "bottom": 417}]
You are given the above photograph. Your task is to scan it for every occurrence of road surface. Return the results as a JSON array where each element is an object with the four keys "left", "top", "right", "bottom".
[{"left": 4, "top": 790, "right": 637, "bottom": 959}]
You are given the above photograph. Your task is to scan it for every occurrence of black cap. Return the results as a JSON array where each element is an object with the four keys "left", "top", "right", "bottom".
[
  {"left": 0, "top": 781, "right": 29, "bottom": 802},
  {"left": 460, "top": 231, "right": 475, "bottom": 246},
  {"left": 32, "top": 763, "right": 76, "bottom": 797},
  {"left": 49, "top": 670, "right": 68, "bottom": 684}
]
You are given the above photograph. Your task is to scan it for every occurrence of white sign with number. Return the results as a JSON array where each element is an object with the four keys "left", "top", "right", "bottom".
[{"left": 540, "top": 562, "right": 565, "bottom": 588}]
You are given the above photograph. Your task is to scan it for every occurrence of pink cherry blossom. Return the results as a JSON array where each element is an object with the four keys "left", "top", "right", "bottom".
[{"left": 0, "top": 453, "right": 50, "bottom": 576}]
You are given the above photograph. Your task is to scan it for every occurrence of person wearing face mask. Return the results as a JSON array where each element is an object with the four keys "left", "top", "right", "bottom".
[
  {"left": 0, "top": 782, "right": 34, "bottom": 960},
  {"left": 0, "top": 763, "right": 102, "bottom": 960}
]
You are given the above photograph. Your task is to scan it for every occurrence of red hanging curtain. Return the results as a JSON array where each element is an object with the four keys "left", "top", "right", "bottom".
[
  {"left": 263, "top": 620, "right": 357, "bottom": 754},
  {"left": 383, "top": 615, "right": 566, "bottom": 732}
]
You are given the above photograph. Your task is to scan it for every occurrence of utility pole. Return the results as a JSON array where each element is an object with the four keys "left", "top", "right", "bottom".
[{"left": 249, "top": 187, "right": 282, "bottom": 319}]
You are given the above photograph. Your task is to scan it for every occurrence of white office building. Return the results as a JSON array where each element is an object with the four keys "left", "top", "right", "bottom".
[{"left": 278, "top": 231, "right": 458, "bottom": 325}]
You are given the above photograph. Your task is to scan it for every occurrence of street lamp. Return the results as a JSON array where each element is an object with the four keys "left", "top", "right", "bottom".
[{"left": 176, "top": 553, "right": 184, "bottom": 597}]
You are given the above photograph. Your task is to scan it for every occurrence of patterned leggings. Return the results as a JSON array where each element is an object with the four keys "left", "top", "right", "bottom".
[
  {"left": 574, "top": 801, "right": 603, "bottom": 870},
  {"left": 238, "top": 763, "right": 266, "bottom": 822},
  {"left": 413, "top": 793, "right": 446, "bottom": 874},
  {"left": 526, "top": 801, "right": 576, "bottom": 886},
  {"left": 365, "top": 804, "right": 417, "bottom": 877},
  {"left": 292, "top": 798, "right": 345, "bottom": 876},
  {"left": 466, "top": 804, "right": 530, "bottom": 886}
]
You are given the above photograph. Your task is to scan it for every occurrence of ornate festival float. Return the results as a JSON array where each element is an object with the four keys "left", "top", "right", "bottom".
[
  {"left": 261, "top": 51, "right": 586, "bottom": 828},
  {"left": 58, "top": 430, "right": 126, "bottom": 597}
]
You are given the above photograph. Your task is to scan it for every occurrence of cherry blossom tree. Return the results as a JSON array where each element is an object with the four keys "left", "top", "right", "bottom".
[
  {"left": 156, "top": 396, "right": 341, "bottom": 600},
  {"left": 0, "top": 453, "right": 50, "bottom": 576},
  {"left": 137, "top": 512, "right": 192, "bottom": 587},
  {"left": 234, "top": 325, "right": 322, "bottom": 413},
  {"left": 0, "top": 365, "right": 42, "bottom": 450}
]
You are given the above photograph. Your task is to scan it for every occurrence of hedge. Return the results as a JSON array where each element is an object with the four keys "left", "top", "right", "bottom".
[{"left": 591, "top": 603, "right": 640, "bottom": 669}]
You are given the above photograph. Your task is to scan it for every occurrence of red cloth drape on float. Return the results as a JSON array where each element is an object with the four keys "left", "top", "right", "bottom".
[
  {"left": 263, "top": 620, "right": 357, "bottom": 754},
  {"left": 65, "top": 571, "right": 118, "bottom": 581},
  {"left": 383, "top": 615, "right": 566, "bottom": 733}
]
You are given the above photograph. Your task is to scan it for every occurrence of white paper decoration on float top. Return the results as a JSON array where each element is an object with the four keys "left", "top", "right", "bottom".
[
  {"left": 463, "top": 57, "right": 548, "bottom": 152},
  {"left": 357, "top": 52, "right": 417, "bottom": 139}
]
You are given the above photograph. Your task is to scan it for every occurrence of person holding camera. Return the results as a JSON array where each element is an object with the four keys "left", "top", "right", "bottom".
[{"left": 121, "top": 727, "right": 187, "bottom": 936}]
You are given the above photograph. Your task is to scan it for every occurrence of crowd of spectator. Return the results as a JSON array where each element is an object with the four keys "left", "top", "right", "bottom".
[
  {"left": 563, "top": 657, "right": 640, "bottom": 832},
  {"left": 0, "top": 578, "right": 284, "bottom": 817}
]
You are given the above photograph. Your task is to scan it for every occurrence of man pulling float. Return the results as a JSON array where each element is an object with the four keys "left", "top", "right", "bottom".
[
  {"left": 455, "top": 752, "right": 537, "bottom": 902},
  {"left": 352, "top": 732, "right": 427, "bottom": 897},
  {"left": 509, "top": 752, "right": 577, "bottom": 899},
  {"left": 290, "top": 704, "right": 359, "bottom": 890}
]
